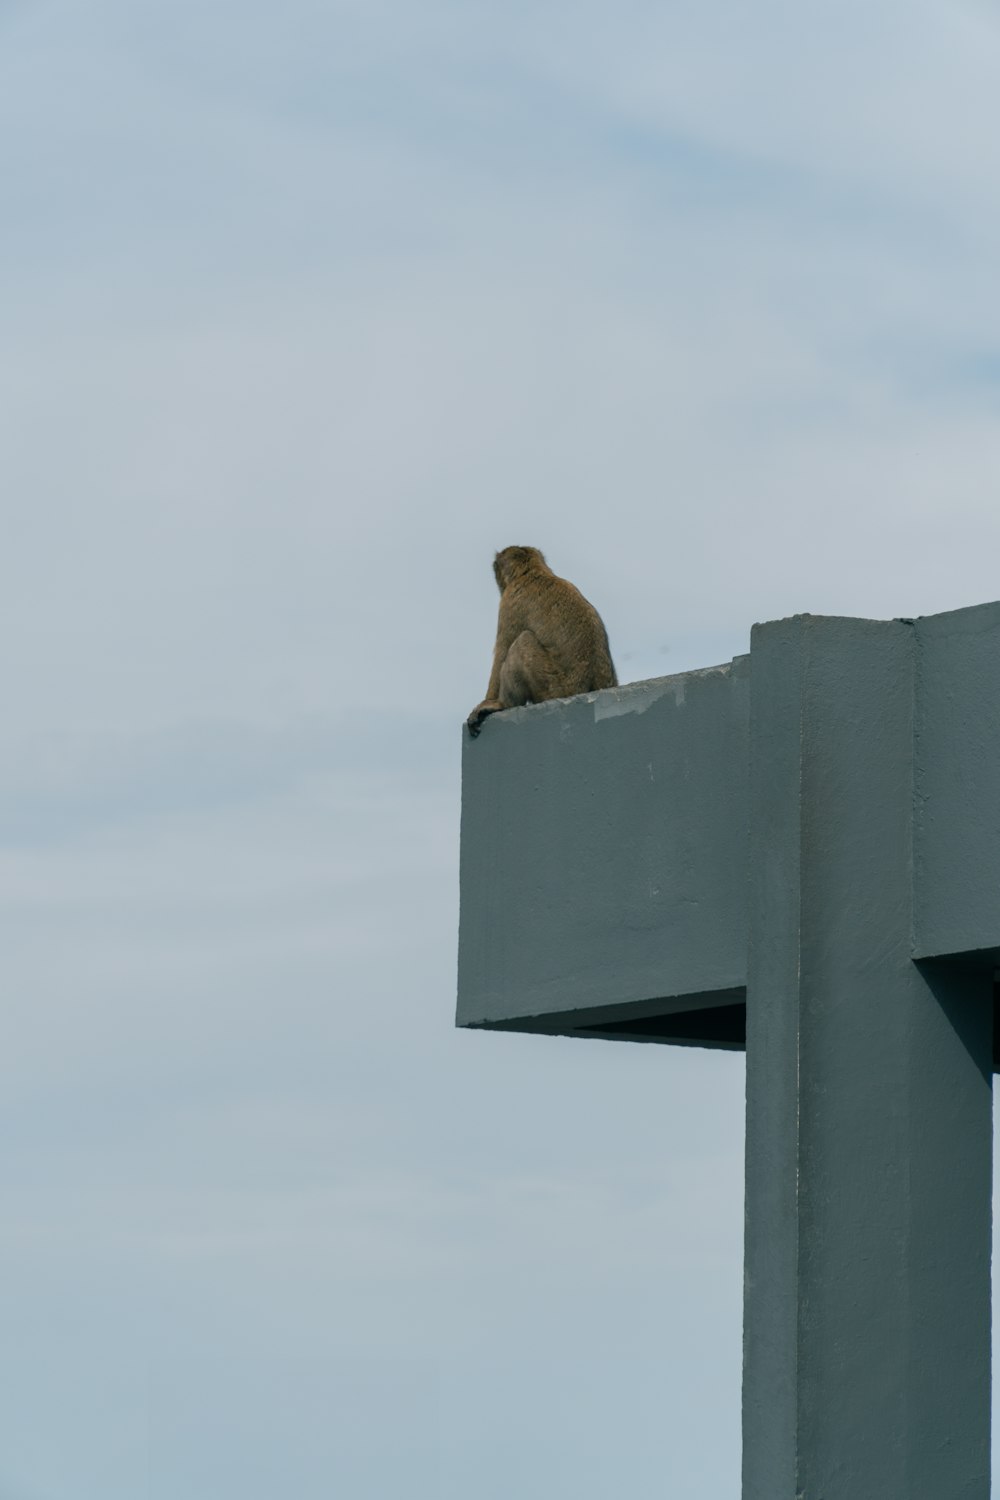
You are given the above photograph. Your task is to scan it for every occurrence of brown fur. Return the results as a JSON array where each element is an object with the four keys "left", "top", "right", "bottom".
[{"left": 467, "top": 546, "right": 617, "bottom": 737}]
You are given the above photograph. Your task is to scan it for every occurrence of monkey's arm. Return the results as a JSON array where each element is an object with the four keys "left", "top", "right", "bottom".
[
  {"left": 482, "top": 631, "right": 509, "bottom": 704},
  {"left": 466, "top": 596, "right": 525, "bottom": 736},
  {"left": 466, "top": 638, "right": 506, "bottom": 735}
]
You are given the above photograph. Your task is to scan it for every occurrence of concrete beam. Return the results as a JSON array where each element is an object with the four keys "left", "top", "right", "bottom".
[{"left": 457, "top": 656, "right": 750, "bottom": 1045}]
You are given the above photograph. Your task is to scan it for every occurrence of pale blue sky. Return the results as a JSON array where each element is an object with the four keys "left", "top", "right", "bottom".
[{"left": 1, "top": 1, "right": 999, "bottom": 1495}]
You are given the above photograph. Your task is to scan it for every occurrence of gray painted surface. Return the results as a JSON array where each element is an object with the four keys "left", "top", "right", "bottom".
[
  {"left": 457, "top": 659, "right": 750, "bottom": 1029},
  {"left": 914, "top": 600, "right": 1000, "bottom": 961},
  {"left": 743, "top": 616, "right": 991, "bottom": 1499},
  {"left": 457, "top": 599, "right": 997, "bottom": 1497}
]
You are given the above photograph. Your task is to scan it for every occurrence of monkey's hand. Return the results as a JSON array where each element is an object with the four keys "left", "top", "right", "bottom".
[{"left": 466, "top": 701, "right": 502, "bottom": 738}]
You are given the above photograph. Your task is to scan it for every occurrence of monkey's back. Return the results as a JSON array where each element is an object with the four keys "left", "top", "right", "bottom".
[{"left": 508, "top": 568, "right": 617, "bottom": 698}]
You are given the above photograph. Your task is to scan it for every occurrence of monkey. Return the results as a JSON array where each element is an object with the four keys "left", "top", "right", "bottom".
[{"left": 466, "top": 546, "right": 618, "bottom": 737}]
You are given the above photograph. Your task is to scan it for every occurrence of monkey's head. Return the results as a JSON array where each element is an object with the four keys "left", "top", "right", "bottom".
[{"left": 493, "top": 545, "right": 549, "bottom": 591}]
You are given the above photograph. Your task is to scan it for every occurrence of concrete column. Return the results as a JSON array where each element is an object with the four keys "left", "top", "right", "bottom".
[{"left": 742, "top": 615, "right": 992, "bottom": 1499}]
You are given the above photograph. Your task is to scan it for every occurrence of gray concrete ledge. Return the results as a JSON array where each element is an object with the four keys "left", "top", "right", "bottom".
[{"left": 457, "top": 655, "right": 750, "bottom": 1039}]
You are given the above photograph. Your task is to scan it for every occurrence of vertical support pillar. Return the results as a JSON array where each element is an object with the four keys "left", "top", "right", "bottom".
[{"left": 742, "top": 616, "right": 992, "bottom": 1499}]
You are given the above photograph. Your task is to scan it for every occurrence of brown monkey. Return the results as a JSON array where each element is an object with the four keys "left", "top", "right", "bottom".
[{"left": 467, "top": 546, "right": 617, "bottom": 737}]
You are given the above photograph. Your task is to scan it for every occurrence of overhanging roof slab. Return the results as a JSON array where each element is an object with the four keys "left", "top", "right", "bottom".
[{"left": 456, "top": 655, "right": 750, "bottom": 1039}]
